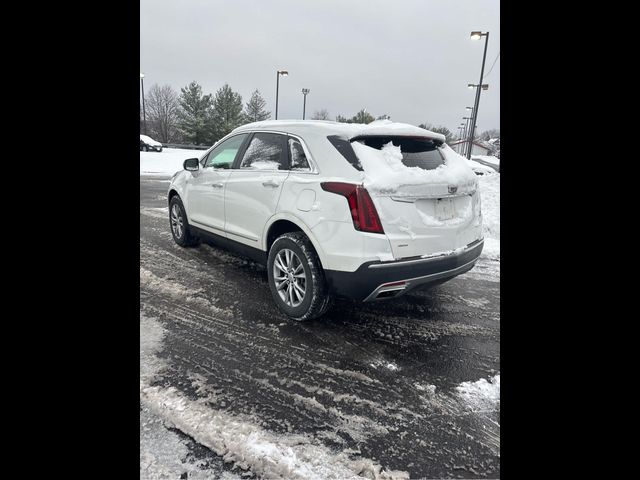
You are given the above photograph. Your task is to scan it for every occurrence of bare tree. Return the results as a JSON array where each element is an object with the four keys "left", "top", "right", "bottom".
[
  {"left": 146, "top": 84, "right": 181, "bottom": 143},
  {"left": 311, "top": 109, "right": 330, "bottom": 120}
]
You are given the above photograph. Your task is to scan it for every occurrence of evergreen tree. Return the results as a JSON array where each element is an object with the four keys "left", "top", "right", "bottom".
[
  {"left": 177, "top": 81, "right": 213, "bottom": 145},
  {"left": 211, "top": 83, "right": 244, "bottom": 141},
  {"left": 243, "top": 89, "right": 271, "bottom": 123}
]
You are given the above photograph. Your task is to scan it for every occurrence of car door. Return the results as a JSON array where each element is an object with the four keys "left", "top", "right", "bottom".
[
  {"left": 224, "top": 132, "right": 290, "bottom": 248},
  {"left": 185, "top": 133, "right": 249, "bottom": 235}
]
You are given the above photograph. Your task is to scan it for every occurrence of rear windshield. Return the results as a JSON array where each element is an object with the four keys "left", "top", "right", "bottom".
[{"left": 327, "top": 135, "right": 445, "bottom": 171}]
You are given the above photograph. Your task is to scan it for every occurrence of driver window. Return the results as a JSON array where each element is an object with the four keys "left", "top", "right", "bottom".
[{"left": 204, "top": 134, "right": 248, "bottom": 169}]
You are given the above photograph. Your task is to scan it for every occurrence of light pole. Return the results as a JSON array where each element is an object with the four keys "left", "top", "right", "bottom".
[
  {"left": 462, "top": 116, "right": 472, "bottom": 157},
  {"left": 464, "top": 106, "right": 474, "bottom": 156},
  {"left": 467, "top": 30, "right": 490, "bottom": 159},
  {"left": 140, "top": 73, "right": 147, "bottom": 134},
  {"left": 466, "top": 84, "right": 488, "bottom": 157},
  {"left": 275, "top": 70, "right": 288, "bottom": 120},
  {"left": 301, "top": 88, "right": 310, "bottom": 119}
]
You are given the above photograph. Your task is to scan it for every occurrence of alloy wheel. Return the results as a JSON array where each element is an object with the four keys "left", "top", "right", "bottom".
[{"left": 273, "top": 248, "right": 306, "bottom": 307}]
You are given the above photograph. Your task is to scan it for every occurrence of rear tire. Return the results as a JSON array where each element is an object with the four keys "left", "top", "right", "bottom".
[
  {"left": 267, "top": 232, "right": 332, "bottom": 321},
  {"left": 169, "top": 196, "right": 199, "bottom": 247},
  {"left": 143, "top": 145, "right": 148, "bottom": 152}
]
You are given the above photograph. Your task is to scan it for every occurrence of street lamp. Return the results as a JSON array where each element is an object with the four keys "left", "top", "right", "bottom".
[
  {"left": 140, "top": 73, "right": 146, "bottom": 134},
  {"left": 467, "top": 30, "right": 490, "bottom": 159},
  {"left": 301, "top": 88, "right": 310, "bottom": 120},
  {"left": 275, "top": 70, "right": 288, "bottom": 120}
]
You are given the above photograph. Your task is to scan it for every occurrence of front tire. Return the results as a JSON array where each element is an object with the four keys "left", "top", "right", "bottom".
[
  {"left": 169, "top": 196, "right": 199, "bottom": 247},
  {"left": 267, "top": 232, "right": 332, "bottom": 321}
]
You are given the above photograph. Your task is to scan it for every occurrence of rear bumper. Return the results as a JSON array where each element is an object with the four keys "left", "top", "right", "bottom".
[{"left": 324, "top": 238, "right": 484, "bottom": 302}]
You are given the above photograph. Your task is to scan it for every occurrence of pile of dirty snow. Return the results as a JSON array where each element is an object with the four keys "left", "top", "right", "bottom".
[{"left": 456, "top": 374, "right": 500, "bottom": 412}]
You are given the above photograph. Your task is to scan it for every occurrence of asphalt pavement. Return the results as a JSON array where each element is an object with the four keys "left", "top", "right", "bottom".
[{"left": 140, "top": 175, "right": 500, "bottom": 479}]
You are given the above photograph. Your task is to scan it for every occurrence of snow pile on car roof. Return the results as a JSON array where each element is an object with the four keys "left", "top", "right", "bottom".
[
  {"left": 352, "top": 141, "right": 477, "bottom": 192},
  {"left": 141, "top": 134, "right": 162, "bottom": 146},
  {"left": 350, "top": 119, "right": 446, "bottom": 142}
]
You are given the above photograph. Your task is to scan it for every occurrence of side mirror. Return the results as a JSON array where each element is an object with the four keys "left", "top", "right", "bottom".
[{"left": 183, "top": 158, "right": 199, "bottom": 171}]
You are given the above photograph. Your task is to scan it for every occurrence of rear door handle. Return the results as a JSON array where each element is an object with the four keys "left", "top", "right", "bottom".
[
  {"left": 262, "top": 180, "right": 280, "bottom": 188},
  {"left": 211, "top": 182, "right": 224, "bottom": 188}
]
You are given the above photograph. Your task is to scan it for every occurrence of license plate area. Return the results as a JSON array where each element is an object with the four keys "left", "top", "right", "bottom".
[{"left": 435, "top": 198, "right": 455, "bottom": 220}]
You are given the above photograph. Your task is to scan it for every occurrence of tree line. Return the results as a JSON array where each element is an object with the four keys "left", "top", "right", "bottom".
[
  {"left": 140, "top": 81, "right": 498, "bottom": 147},
  {"left": 141, "top": 81, "right": 271, "bottom": 145}
]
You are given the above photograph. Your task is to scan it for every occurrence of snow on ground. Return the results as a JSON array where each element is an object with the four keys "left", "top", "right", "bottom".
[
  {"left": 455, "top": 375, "right": 500, "bottom": 413},
  {"left": 141, "top": 403, "right": 242, "bottom": 480},
  {"left": 471, "top": 155, "right": 500, "bottom": 168},
  {"left": 478, "top": 172, "right": 500, "bottom": 260},
  {"left": 466, "top": 158, "right": 495, "bottom": 175},
  {"left": 140, "top": 148, "right": 205, "bottom": 176},
  {"left": 140, "top": 313, "right": 409, "bottom": 480}
]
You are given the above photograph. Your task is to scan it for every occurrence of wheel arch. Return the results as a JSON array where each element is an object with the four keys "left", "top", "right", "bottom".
[{"left": 263, "top": 215, "right": 327, "bottom": 269}]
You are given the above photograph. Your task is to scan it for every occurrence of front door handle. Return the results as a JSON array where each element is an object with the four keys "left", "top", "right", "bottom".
[
  {"left": 262, "top": 180, "right": 280, "bottom": 188},
  {"left": 211, "top": 182, "right": 224, "bottom": 188}
]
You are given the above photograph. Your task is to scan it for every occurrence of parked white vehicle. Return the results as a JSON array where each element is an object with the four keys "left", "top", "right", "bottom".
[{"left": 167, "top": 120, "right": 483, "bottom": 320}]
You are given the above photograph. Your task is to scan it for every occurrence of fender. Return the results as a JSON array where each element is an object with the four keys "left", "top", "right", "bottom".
[{"left": 262, "top": 212, "right": 328, "bottom": 269}]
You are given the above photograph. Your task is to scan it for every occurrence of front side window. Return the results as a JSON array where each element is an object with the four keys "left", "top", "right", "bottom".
[
  {"left": 239, "top": 133, "right": 287, "bottom": 170},
  {"left": 204, "top": 134, "right": 248, "bottom": 169},
  {"left": 288, "top": 137, "right": 311, "bottom": 171}
]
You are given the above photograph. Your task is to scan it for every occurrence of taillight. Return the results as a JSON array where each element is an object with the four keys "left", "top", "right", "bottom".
[{"left": 320, "top": 182, "right": 384, "bottom": 234}]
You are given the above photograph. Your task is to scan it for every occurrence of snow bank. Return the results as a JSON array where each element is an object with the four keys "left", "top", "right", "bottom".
[
  {"left": 141, "top": 403, "right": 242, "bottom": 480},
  {"left": 455, "top": 375, "right": 500, "bottom": 412},
  {"left": 466, "top": 158, "right": 495, "bottom": 174},
  {"left": 352, "top": 141, "right": 477, "bottom": 193},
  {"left": 140, "top": 148, "right": 203, "bottom": 176},
  {"left": 471, "top": 155, "right": 500, "bottom": 167},
  {"left": 477, "top": 172, "right": 500, "bottom": 259},
  {"left": 141, "top": 385, "right": 408, "bottom": 480}
]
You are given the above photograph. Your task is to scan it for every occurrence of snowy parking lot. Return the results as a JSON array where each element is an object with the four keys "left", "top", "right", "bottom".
[{"left": 140, "top": 148, "right": 500, "bottom": 479}]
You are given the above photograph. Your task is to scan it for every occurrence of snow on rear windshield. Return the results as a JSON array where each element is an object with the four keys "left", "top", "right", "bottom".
[
  {"left": 351, "top": 141, "right": 477, "bottom": 192},
  {"left": 355, "top": 136, "right": 445, "bottom": 170}
]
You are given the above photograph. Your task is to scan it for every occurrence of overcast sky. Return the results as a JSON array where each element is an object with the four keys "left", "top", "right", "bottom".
[{"left": 141, "top": 0, "right": 499, "bottom": 134}]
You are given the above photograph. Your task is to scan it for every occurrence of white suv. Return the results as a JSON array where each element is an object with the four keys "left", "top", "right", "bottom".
[{"left": 167, "top": 120, "right": 483, "bottom": 320}]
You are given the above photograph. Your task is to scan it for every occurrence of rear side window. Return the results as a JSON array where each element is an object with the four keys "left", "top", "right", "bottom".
[
  {"left": 288, "top": 137, "right": 310, "bottom": 171},
  {"left": 353, "top": 136, "right": 445, "bottom": 170},
  {"left": 239, "top": 133, "right": 287, "bottom": 170}
]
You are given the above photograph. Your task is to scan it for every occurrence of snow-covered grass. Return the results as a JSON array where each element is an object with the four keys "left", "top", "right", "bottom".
[
  {"left": 140, "top": 148, "right": 205, "bottom": 176},
  {"left": 455, "top": 374, "right": 500, "bottom": 412}
]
